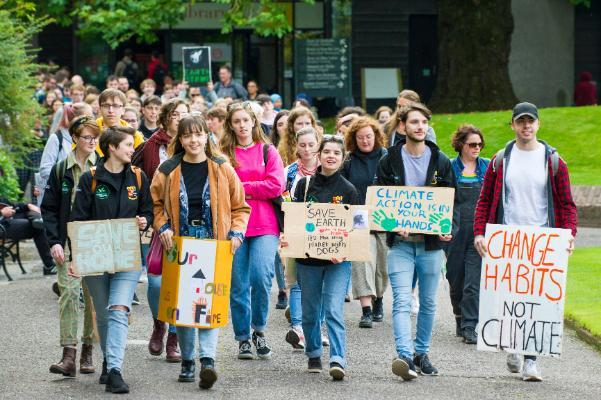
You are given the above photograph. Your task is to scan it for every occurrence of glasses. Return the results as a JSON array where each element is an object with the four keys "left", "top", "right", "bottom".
[
  {"left": 190, "top": 93, "right": 201, "bottom": 97},
  {"left": 79, "top": 135, "right": 98, "bottom": 144},
  {"left": 322, "top": 134, "right": 345, "bottom": 144},
  {"left": 100, "top": 103, "right": 124, "bottom": 110},
  {"left": 227, "top": 101, "right": 254, "bottom": 112},
  {"left": 123, "top": 118, "right": 138, "bottom": 125},
  {"left": 171, "top": 112, "right": 189, "bottom": 119},
  {"left": 465, "top": 142, "right": 483, "bottom": 149}
]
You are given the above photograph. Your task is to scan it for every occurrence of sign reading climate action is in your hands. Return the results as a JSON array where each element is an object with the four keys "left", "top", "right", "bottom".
[
  {"left": 281, "top": 202, "right": 371, "bottom": 262},
  {"left": 477, "top": 224, "right": 571, "bottom": 357},
  {"left": 365, "top": 186, "right": 455, "bottom": 234}
]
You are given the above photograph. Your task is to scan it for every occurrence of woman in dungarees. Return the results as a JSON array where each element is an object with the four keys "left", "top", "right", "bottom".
[{"left": 445, "top": 125, "right": 489, "bottom": 344}]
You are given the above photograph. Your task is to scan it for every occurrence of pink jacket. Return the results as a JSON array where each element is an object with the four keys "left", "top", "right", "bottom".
[{"left": 235, "top": 143, "right": 285, "bottom": 237}]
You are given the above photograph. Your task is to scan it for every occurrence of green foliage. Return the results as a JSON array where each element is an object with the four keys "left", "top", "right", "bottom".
[
  {"left": 565, "top": 247, "right": 601, "bottom": 338},
  {"left": 0, "top": 2, "right": 48, "bottom": 198},
  {"left": 0, "top": 152, "right": 22, "bottom": 202},
  {"left": 38, "top": 0, "right": 314, "bottom": 49}
]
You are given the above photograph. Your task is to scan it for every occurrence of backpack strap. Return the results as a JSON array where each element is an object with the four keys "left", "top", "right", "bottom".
[
  {"left": 55, "top": 158, "right": 68, "bottom": 184},
  {"left": 551, "top": 151, "right": 560, "bottom": 177},
  {"left": 131, "top": 165, "right": 142, "bottom": 189},
  {"left": 56, "top": 130, "right": 63, "bottom": 161},
  {"left": 90, "top": 166, "right": 97, "bottom": 193},
  {"left": 493, "top": 149, "right": 505, "bottom": 173},
  {"left": 303, "top": 176, "right": 311, "bottom": 202},
  {"left": 495, "top": 144, "right": 560, "bottom": 177}
]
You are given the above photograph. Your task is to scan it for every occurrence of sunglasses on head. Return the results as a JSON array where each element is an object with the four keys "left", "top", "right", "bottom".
[{"left": 322, "top": 134, "right": 345, "bottom": 144}]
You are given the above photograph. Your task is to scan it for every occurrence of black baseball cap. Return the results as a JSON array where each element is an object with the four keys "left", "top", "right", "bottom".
[{"left": 512, "top": 102, "right": 538, "bottom": 121}]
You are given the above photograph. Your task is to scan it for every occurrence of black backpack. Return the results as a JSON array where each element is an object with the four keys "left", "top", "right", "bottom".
[
  {"left": 153, "top": 64, "right": 166, "bottom": 87},
  {"left": 123, "top": 61, "right": 137, "bottom": 85}
]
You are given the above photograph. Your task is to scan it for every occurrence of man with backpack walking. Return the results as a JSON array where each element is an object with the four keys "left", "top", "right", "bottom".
[
  {"left": 473, "top": 102, "right": 578, "bottom": 382},
  {"left": 114, "top": 49, "right": 139, "bottom": 89}
]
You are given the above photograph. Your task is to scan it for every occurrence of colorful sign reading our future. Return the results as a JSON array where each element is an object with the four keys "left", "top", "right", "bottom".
[
  {"left": 159, "top": 237, "right": 233, "bottom": 329},
  {"left": 365, "top": 186, "right": 455, "bottom": 234},
  {"left": 281, "top": 202, "right": 371, "bottom": 261},
  {"left": 477, "top": 224, "right": 571, "bottom": 357}
]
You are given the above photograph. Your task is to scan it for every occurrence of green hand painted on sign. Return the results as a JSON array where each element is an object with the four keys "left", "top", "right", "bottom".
[
  {"left": 372, "top": 210, "right": 397, "bottom": 231},
  {"left": 429, "top": 213, "right": 452, "bottom": 234}
]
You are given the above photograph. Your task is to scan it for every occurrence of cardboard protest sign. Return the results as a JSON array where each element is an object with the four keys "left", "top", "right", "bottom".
[
  {"left": 182, "top": 46, "right": 211, "bottom": 86},
  {"left": 281, "top": 202, "right": 371, "bottom": 261},
  {"left": 67, "top": 218, "right": 141, "bottom": 276},
  {"left": 477, "top": 224, "right": 571, "bottom": 357},
  {"left": 159, "top": 237, "right": 233, "bottom": 329},
  {"left": 366, "top": 186, "right": 455, "bottom": 234}
]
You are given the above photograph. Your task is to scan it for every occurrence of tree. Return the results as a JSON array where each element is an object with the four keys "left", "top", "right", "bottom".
[
  {"left": 38, "top": 0, "right": 313, "bottom": 49},
  {"left": 0, "top": 2, "right": 48, "bottom": 200},
  {"left": 430, "top": 0, "right": 591, "bottom": 113}
]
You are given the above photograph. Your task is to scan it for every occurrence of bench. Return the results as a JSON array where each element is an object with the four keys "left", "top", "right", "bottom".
[{"left": 0, "top": 224, "right": 27, "bottom": 281}]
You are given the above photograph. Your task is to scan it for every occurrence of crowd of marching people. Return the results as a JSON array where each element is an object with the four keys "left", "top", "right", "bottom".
[{"left": 0, "top": 60, "right": 577, "bottom": 394}]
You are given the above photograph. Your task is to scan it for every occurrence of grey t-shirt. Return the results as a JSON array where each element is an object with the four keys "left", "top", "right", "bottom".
[{"left": 401, "top": 145, "right": 432, "bottom": 186}]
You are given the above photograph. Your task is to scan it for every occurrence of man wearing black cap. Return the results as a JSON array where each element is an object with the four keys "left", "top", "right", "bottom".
[{"left": 473, "top": 102, "right": 577, "bottom": 382}]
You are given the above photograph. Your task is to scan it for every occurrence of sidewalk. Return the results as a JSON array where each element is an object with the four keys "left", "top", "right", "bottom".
[{"left": 1, "top": 258, "right": 600, "bottom": 399}]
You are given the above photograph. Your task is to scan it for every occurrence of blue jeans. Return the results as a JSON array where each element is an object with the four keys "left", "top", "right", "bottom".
[
  {"left": 147, "top": 274, "right": 177, "bottom": 333},
  {"left": 230, "top": 235, "right": 279, "bottom": 341},
  {"left": 274, "top": 252, "right": 286, "bottom": 291},
  {"left": 297, "top": 261, "right": 351, "bottom": 368},
  {"left": 387, "top": 241, "right": 442, "bottom": 358},
  {"left": 177, "top": 327, "right": 219, "bottom": 360},
  {"left": 289, "top": 282, "right": 302, "bottom": 327},
  {"left": 84, "top": 270, "right": 141, "bottom": 372}
]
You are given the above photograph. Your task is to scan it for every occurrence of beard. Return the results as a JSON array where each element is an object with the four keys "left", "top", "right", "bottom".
[{"left": 405, "top": 130, "right": 426, "bottom": 143}]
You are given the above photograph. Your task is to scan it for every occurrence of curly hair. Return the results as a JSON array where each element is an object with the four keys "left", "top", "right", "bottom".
[
  {"left": 159, "top": 98, "right": 189, "bottom": 130},
  {"left": 451, "top": 124, "right": 485, "bottom": 153},
  {"left": 345, "top": 116, "right": 386, "bottom": 153},
  {"left": 277, "top": 107, "right": 317, "bottom": 165}
]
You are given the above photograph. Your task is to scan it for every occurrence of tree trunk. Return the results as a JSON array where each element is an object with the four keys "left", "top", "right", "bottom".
[{"left": 429, "top": 0, "right": 518, "bottom": 113}]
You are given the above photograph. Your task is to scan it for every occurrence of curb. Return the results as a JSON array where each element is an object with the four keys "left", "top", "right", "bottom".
[{"left": 565, "top": 317, "right": 601, "bottom": 353}]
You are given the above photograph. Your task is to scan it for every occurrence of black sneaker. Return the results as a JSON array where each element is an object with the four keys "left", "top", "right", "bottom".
[
  {"left": 413, "top": 353, "right": 439, "bottom": 376},
  {"left": 329, "top": 362, "right": 345, "bottom": 380},
  {"left": 99, "top": 359, "right": 108, "bottom": 384},
  {"left": 238, "top": 340, "right": 253, "bottom": 360},
  {"left": 199, "top": 357, "right": 218, "bottom": 389},
  {"left": 344, "top": 295, "right": 351, "bottom": 303},
  {"left": 307, "top": 357, "right": 322, "bottom": 373},
  {"left": 132, "top": 292, "right": 140, "bottom": 305},
  {"left": 105, "top": 369, "right": 129, "bottom": 394},
  {"left": 392, "top": 356, "right": 418, "bottom": 380},
  {"left": 252, "top": 331, "right": 272, "bottom": 359},
  {"left": 276, "top": 290, "right": 288, "bottom": 309},
  {"left": 372, "top": 297, "right": 384, "bottom": 322},
  {"left": 359, "top": 313, "right": 373, "bottom": 328},
  {"left": 43, "top": 265, "right": 57, "bottom": 275},
  {"left": 463, "top": 327, "right": 478, "bottom": 345},
  {"left": 52, "top": 282, "right": 61, "bottom": 298}
]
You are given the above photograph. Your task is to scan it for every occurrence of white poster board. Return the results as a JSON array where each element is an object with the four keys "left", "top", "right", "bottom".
[{"left": 477, "top": 224, "right": 571, "bottom": 357}]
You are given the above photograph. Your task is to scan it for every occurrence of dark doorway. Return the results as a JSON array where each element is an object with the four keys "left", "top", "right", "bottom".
[{"left": 409, "top": 15, "right": 438, "bottom": 103}]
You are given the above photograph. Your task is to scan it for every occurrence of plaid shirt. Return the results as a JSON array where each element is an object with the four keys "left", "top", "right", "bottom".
[{"left": 473, "top": 153, "right": 578, "bottom": 237}]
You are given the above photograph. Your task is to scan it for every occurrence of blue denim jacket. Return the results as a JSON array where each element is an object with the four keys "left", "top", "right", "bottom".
[{"left": 450, "top": 157, "right": 490, "bottom": 184}]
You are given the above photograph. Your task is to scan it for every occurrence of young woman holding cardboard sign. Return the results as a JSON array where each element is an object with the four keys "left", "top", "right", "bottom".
[
  {"left": 150, "top": 115, "right": 250, "bottom": 389},
  {"left": 42, "top": 115, "right": 99, "bottom": 378},
  {"left": 282, "top": 135, "right": 358, "bottom": 381},
  {"left": 70, "top": 126, "right": 153, "bottom": 394}
]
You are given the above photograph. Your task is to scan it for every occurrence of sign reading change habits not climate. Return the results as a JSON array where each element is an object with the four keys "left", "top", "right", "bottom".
[
  {"left": 366, "top": 186, "right": 455, "bottom": 234},
  {"left": 281, "top": 202, "right": 371, "bottom": 262},
  {"left": 477, "top": 224, "right": 571, "bottom": 357}
]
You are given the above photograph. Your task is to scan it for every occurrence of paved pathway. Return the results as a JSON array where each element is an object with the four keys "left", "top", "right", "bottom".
[{"left": 1, "top": 257, "right": 600, "bottom": 400}]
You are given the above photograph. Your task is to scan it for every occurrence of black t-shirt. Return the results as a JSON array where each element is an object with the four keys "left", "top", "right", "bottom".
[
  {"left": 181, "top": 160, "right": 208, "bottom": 222},
  {"left": 140, "top": 119, "right": 159, "bottom": 139}
]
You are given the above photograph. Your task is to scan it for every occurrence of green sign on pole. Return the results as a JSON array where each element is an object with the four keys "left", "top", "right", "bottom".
[
  {"left": 294, "top": 38, "right": 351, "bottom": 98},
  {"left": 182, "top": 46, "right": 212, "bottom": 86}
]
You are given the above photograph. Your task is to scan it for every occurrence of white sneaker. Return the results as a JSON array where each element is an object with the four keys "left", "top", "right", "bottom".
[
  {"left": 522, "top": 359, "right": 543, "bottom": 382},
  {"left": 506, "top": 353, "right": 523, "bottom": 373},
  {"left": 411, "top": 291, "right": 420, "bottom": 316},
  {"left": 321, "top": 334, "right": 329, "bottom": 347}
]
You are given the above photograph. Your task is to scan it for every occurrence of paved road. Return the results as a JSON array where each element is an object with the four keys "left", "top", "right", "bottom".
[{"left": 1, "top": 259, "right": 600, "bottom": 400}]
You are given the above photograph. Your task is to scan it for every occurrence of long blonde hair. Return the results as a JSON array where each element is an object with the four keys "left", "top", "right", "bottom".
[
  {"left": 277, "top": 106, "right": 317, "bottom": 165},
  {"left": 220, "top": 102, "right": 269, "bottom": 167}
]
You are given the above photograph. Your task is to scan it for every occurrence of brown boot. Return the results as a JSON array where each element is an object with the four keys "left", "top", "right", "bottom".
[
  {"left": 148, "top": 318, "right": 166, "bottom": 356},
  {"left": 166, "top": 332, "right": 182, "bottom": 363},
  {"left": 50, "top": 347, "right": 77, "bottom": 377},
  {"left": 79, "top": 344, "right": 95, "bottom": 374}
]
